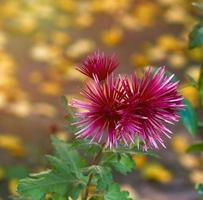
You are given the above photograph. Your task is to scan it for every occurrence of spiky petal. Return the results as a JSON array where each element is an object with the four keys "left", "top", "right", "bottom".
[
  {"left": 119, "top": 67, "right": 184, "bottom": 150},
  {"left": 70, "top": 75, "right": 126, "bottom": 148},
  {"left": 76, "top": 51, "right": 118, "bottom": 81}
]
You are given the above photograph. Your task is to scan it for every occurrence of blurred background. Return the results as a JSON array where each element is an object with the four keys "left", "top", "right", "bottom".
[{"left": 0, "top": 0, "right": 203, "bottom": 199}]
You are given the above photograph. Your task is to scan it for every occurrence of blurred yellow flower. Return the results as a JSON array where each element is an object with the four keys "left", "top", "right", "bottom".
[
  {"left": 180, "top": 85, "right": 199, "bottom": 107},
  {"left": 51, "top": 32, "right": 70, "bottom": 46},
  {"left": 0, "top": 135, "right": 25, "bottom": 157},
  {"left": 66, "top": 39, "right": 95, "bottom": 58},
  {"left": 91, "top": 0, "right": 130, "bottom": 13},
  {"left": 132, "top": 155, "right": 147, "bottom": 169},
  {"left": 9, "top": 101, "right": 32, "bottom": 118},
  {"left": 171, "top": 134, "right": 189, "bottom": 154},
  {"left": 75, "top": 14, "right": 94, "bottom": 28},
  {"left": 164, "top": 6, "right": 191, "bottom": 24},
  {"left": 190, "top": 170, "right": 203, "bottom": 184},
  {"left": 32, "top": 102, "right": 57, "bottom": 118},
  {"left": 65, "top": 66, "right": 84, "bottom": 81},
  {"left": 120, "top": 14, "right": 140, "bottom": 31},
  {"left": 101, "top": 28, "right": 123, "bottom": 46},
  {"left": 0, "top": 1, "right": 20, "bottom": 18},
  {"left": 15, "top": 14, "right": 37, "bottom": 34},
  {"left": 142, "top": 163, "right": 172, "bottom": 183},
  {"left": 146, "top": 46, "right": 166, "bottom": 62},
  {"left": 131, "top": 53, "right": 149, "bottom": 67},
  {"left": 30, "top": 44, "right": 61, "bottom": 62},
  {"left": 179, "top": 155, "right": 200, "bottom": 169},
  {"left": 57, "top": 0, "right": 76, "bottom": 12},
  {"left": 169, "top": 53, "right": 187, "bottom": 69},
  {"left": 157, "top": 35, "right": 183, "bottom": 52},
  {"left": 40, "top": 81, "right": 62, "bottom": 96},
  {"left": 8, "top": 179, "right": 18, "bottom": 195},
  {"left": 133, "top": 3, "right": 158, "bottom": 27}
]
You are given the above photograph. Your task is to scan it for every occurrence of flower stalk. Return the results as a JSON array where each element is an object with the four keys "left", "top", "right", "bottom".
[{"left": 83, "top": 142, "right": 106, "bottom": 200}]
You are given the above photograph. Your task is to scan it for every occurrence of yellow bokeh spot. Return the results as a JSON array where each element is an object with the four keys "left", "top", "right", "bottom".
[
  {"left": 131, "top": 53, "right": 149, "bottom": 67},
  {"left": 91, "top": 0, "right": 130, "bottom": 13},
  {"left": 40, "top": 82, "right": 62, "bottom": 96},
  {"left": 171, "top": 135, "right": 189, "bottom": 154},
  {"left": 180, "top": 85, "right": 199, "bottom": 107},
  {"left": 179, "top": 154, "right": 199, "bottom": 169},
  {"left": 190, "top": 170, "right": 203, "bottom": 184},
  {"left": 157, "top": 35, "right": 183, "bottom": 52},
  {"left": 146, "top": 46, "right": 166, "bottom": 62},
  {"left": 57, "top": 0, "right": 76, "bottom": 12},
  {"left": 164, "top": 6, "right": 191, "bottom": 24},
  {"left": 101, "top": 28, "right": 123, "bottom": 46},
  {"left": 51, "top": 32, "right": 70, "bottom": 46},
  {"left": 66, "top": 39, "right": 95, "bottom": 58},
  {"left": 8, "top": 179, "right": 18, "bottom": 195},
  {"left": 169, "top": 53, "right": 187, "bottom": 69},
  {"left": 132, "top": 155, "right": 147, "bottom": 169},
  {"left": 133, "top": 3, "right": 158, "bottom": 26},
  {"left": 32, "top": 102, "right": 57, "bottom": 118},
  {"left": 142, "top": 163, "right": 172, "bottom": 183},
  {"left": 75, "top": 14, "right": 94, "bottom": 28},
  {"left": 0, "top": 134, "right": 25, "bottom": 157},
  {"left": 9, "top": 101, "right": 32, "bottom": 118}
]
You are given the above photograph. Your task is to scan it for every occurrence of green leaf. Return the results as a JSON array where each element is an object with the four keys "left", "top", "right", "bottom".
[
  {"left": 189, "top": 22, "right": 203, "bottom": 49},
  {"left": 199, "top": 64, "right": 203, "bottom": 108},
  {"left": 71, "top": 139, "right": 102, "bottom": 155},
  {"left": 103, "top": 183, "right": 132, "bottom": 200},
  {"left": 101, "top": 151, "right": 135, "bottom": 175},
  {"left": 82, "top": 165, "right": 113, "bottom": 191},
  {"left": 197, "top": 183, "right": 203, "bottom": 197},
  {"left": 192, "top": 2, "right": 203, "bottom": 10},
  {"left": 17, "top": 137, "right": 87, "bottom": 200},
  {"left": 186, "top": 142, "right": 203, "bottom": 153},
  {"left": 17, "top": 170, "right": 84, "bottom": 200},
  {"left": 112, "top": 154, "right": 134, "bottom": 175},
  {"left": 179, "top": 98, "right": 198, "bottom": 135},
  {"left": 51, "top": 136, "right": 86, "bottom": 174}
]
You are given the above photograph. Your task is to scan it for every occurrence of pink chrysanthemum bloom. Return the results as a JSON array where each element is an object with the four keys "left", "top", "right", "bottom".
[
  {"left": 119, "top": 67, "right": 184, "bottom": 150},
  {"left": 71, "top": 75, "right": 127, "bottom": 148},
  {"left": 76, "top": 51, "right": 118, "bottom": 81}
]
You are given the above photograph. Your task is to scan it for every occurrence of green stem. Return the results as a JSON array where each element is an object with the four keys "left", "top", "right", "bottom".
[{"left": 83, "top": 143, "right": 106, "bottom": 200}]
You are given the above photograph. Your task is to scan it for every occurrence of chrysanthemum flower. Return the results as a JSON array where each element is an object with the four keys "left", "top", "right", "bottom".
[
  {"left": 76, "top": 51, "right": 118, "bottom": 81},
  {"left": 119, "top": 67, "right": 184, "bottom": 150},
  {"left": 70, "top": 75, "right": 126, "bottom": 148}
]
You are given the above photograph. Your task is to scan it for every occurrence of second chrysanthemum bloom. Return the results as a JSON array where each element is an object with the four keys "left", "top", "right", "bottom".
[
  {"left": 76, "top": 51, "right": 118, "bottom": 81},
  {"left": 118, "top": 67, "right": 184, "bottom": 150}
]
